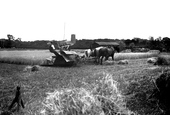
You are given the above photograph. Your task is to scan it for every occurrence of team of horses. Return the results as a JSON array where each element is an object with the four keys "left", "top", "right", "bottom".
[{"left": 85, "top": 46, "right": 119, "bottom": 65}]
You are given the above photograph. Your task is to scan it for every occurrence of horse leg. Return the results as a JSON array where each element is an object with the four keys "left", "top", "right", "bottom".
[
  {"left": 105, "top": 56, "right": 108, "bottom": 61},
  {"left": 111, "top": 55, "right": 114, "bottom": 61},
  {"left": 97, "top": 57, "right": 100, "bottom": 65},
  {"left": 94, "top": 57, "right": 97, "bottom": 64},
  {"left": 100, "top": 56, "right": 104, "bottom": 65},
  {"left": 96, "top": 58, "right": 98, "bottom": 64},
  {"left": 112, "top": 54, "right": 114, "bottom": 61},
  {"left": 94, "top": 57, "right": 99, "bottom": 64},
  {"left": 105, "top": 55, "right": 110, "bottom": 61}
]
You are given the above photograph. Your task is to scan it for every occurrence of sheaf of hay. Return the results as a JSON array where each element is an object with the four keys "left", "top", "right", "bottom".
[{"left": 40, "top": 73, "right": 135, "bottom": 115}]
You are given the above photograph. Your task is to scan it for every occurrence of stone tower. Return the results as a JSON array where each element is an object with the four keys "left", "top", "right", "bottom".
[{"left": 71, "top": 34, "right": 76, "bottom": 43}]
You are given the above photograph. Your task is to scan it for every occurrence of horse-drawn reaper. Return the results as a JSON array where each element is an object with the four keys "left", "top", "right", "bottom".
[{"left": 46, "top": 42, "right": 79, "bottom": 67}]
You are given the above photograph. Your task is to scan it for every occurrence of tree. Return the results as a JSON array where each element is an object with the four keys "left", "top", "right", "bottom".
[
  {"left": 129, "top": 42, "right": 135, "bottom": 52},
  {"left": 148, "top": 36, "right": 156, "bottom": 50},
  {"left": 15, "top": 38, "right": 22, "bottom": 48},
  {"left": 162, "top": 37, "right": 170, "bottom": 52},
  {"left": 118, "top": 41, "right": 126, "bottom": 52},
  {"left": 7, "top": 34, "right": 15, "bottom": 48},
  {"left": 124, "top": 39, "right": 132, "bottom": 46}
]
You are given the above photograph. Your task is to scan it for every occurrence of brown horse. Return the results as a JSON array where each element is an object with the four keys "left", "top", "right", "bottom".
[{"left": 93, "top": 46, "right": 119, "bottom": 65}]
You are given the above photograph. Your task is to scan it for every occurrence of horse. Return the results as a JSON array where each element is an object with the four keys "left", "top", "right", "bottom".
[
  {"left": 93, "top": 46, "right": 119, "bottom": 65},
  {"left": 104, "top": 46, "right": 116, "bottom": 60},
  {"left": 85, "top": 49, "right": 92, "bottom": 57},
  {"left": 84, "top": 49, "right": 96, "bottom": 57}
]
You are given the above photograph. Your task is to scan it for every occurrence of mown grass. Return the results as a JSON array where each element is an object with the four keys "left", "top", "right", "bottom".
[{"left": 0, "top": 58, "right": 169, "bottom": 115}]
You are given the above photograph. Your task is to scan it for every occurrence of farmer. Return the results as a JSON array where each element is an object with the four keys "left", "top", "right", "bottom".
[
  {"left": 47, "top": 41, "right": 68, "bottom": 58},
  {"left": 47, "top": 42, "right": 60, "bottom": 57}
]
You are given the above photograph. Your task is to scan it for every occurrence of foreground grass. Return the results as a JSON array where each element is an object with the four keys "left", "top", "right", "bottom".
[{"left": 0, "top": 58, "right": 169, "bottom": 115}]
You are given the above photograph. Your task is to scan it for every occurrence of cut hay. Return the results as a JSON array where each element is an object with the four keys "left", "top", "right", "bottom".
[
  {"left": 117, "top": 60, "right": 129, "bottom": 65},
  {"left": 40, "top": 73, "right": 134, "bottom": 115},
  {"left": 41, "top": 88, "right": 102, "bottom": 115},
  {"left": 147, "top": 57, "right": 158, "bottom": 64},
  {"left": 23, "top": 65, "right": 40, "bottom": 72}
]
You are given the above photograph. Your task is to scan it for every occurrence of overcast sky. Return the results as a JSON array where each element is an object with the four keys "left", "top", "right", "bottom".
[{"left": 0, "top": 0, "right": 170, "bottom": 41}]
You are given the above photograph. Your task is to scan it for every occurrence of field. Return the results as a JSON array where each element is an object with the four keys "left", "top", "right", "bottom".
[
  {"left": 0, "top": 49, "right": 169, "bottom": 115},
  {"left": 0, "top": 50, "right": 53, "bottom": 65},
  {"left": 0, "top": 49, "right": 159, "bottom": 65}
]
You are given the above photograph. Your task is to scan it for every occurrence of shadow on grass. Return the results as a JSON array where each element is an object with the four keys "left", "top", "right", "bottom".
[{"left": 125, "top": 75, "right": 162, "bottom": 115}]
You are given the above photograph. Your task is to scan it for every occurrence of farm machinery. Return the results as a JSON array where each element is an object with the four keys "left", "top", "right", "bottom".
[{"left": 45, "top": 50, "right": 80, "bottom": 67}]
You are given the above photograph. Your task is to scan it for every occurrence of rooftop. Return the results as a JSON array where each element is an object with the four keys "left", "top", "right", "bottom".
[{"left": 94, "top": 42, "right": 119, "bottom": 46}]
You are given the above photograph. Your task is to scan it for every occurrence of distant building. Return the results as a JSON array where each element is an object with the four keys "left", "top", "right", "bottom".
[
  {"left": 57, "top": 34, "right": 77, "bottom": 48},
  {"left": 91, "top": 41, "right": 119, "bottom": 48},
  {"left": 71, "top": 34, "right": 76, "bottom": 44}
]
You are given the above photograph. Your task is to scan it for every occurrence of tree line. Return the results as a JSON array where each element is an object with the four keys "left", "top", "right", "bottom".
[
  {"left": 70, "top": 37, "right": 170, "bottom": 52},
  {"left": 0, "top": 35, "right": 170, "bottom": 52}
]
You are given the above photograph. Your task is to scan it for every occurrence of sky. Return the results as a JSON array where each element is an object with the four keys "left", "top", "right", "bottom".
[{"left": 0, "top": 0, "right": 170, "bottom": 41}]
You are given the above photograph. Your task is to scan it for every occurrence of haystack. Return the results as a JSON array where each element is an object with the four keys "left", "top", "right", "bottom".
[
  {"left": 117, "top": 60, "right": 128, "bottom": 64},
  {"left": 147, "top": 57, "right": 157, "bottom": 64},
  {"left": 23, "top": 65, "right": 40, "bottom": 72}
]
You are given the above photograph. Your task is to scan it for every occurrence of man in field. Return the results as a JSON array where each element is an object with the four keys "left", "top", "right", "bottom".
[
  {"left": 47, "top": 42, "right": 60, "bottom": 57},
  {"left": 47, "top": 41, "right": 71, "bottom": 62}
]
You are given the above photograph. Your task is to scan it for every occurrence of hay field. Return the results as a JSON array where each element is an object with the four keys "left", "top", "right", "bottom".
[
  {"left": 0, "top": 56, "right": 169, "bottom": 114},
  {"left": 0, "top": 49, "right": 165, "bottom": 115},
  {"left": 0, "top": 50, "right": 53, "bottom": 65},
  {"left": 114, "top": 52, "right": 158, "bottom": 61},
  {"left": 0, "top": 49, "right": 159, "bottom": 65}
]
